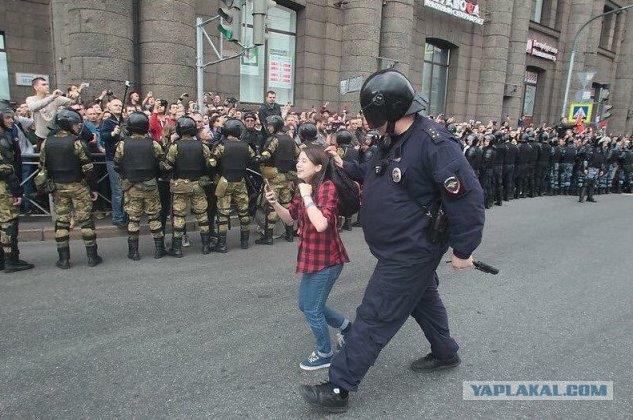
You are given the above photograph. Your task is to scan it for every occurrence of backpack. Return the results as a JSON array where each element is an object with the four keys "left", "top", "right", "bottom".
[{"left": 325, "top": 160, "right": 360, "bottom": 218}]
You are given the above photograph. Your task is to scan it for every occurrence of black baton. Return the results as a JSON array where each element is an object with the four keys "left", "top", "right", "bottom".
[{"left": 445, "top": 260, "right": 499, "bottom": 275}]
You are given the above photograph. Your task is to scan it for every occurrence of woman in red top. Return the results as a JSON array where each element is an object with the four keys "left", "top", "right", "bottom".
[{"left": 265, "top": 146, "right": 351, "bottom": 371}]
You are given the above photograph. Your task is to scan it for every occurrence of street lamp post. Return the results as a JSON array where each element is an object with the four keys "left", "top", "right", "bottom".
[{"left": 561, "top": 4, "right": 633, "bottom": 119}]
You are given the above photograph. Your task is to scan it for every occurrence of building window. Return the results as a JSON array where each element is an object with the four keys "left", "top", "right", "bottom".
[
  {"left": 240, "top": 1, "right": 296, "bottom": 104},
  {"left": 599, "top": 4, "right": 617, "bottom": 51},
  {"left": 422, "top": 41, "right": 450, "bottom": 117},
  {"left": 531, "top": 0, "right": 544, "bottom": 23},
  {"left": 522, "top": 70, "right": 538, "bottom": 119},
  {"left": 0, "top": 32, "right": 10, "bottom": 101}
]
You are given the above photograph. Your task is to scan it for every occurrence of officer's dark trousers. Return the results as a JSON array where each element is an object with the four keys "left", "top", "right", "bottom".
[
  {"left": 329, "top": 258, "right": 459, "bottom": 392},
  {"left": 503, "top": 164, "right": 514, "bottom": 200},
  {"left": 492, "top": 165, "right": 503, "bottom": 204}
]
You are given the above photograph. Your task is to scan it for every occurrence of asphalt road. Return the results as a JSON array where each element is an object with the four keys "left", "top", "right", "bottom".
[{"left": 1, "top": 194, "right": 632, "bottom": 418}]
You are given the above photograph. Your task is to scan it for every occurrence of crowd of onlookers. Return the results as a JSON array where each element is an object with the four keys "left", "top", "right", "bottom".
[{"left": 4, "top": 77, "right": 632, "bottom": 220}]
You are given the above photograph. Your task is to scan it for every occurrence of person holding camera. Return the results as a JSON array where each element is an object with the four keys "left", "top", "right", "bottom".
[
  {"left": 26, "top": 78, "right": 80, "bottom": 148},
  {"left": 264, "top": 146, "right": 351, "bottom": 371}
]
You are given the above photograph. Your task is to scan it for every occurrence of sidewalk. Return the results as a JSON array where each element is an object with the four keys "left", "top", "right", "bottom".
[{"left": 17, "top": 214, "right": 203, "bottom": 242}]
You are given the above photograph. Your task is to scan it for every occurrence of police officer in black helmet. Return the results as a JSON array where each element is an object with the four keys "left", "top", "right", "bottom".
[{"left": 301, "top": 69, "right": 485, "bottom": 413}]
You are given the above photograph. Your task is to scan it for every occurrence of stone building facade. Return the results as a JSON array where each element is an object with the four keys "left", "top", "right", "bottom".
[{"left": 1, "top": 0, "right": 632, "bottom": 133}]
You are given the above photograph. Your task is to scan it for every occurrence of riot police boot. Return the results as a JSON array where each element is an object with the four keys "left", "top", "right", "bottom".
[
  {"left": 410, "top": 352, "right": 461, "bottom": 372},
  {"left": 127, "top": 238, "right": 141, "bottom": 261},
  {"left": 55, "top": 246, "right": 70, "bottom": 269},
  {"left": 4, "top": 249, "right": 34, "bottom": 273},
  {"left": 153, "top": 237, "right": 167, "bottom": 259},
  {"left": 201, "top": 232, "right": 211, "bottom": 255},
  {"left": 255, "top": 229, "right": 273, "bottom": 245},
  {"left": 213, "top": 233, "right": 228, "bottom": 253},
  {"left": 343, "top": 217, "right": 353, "bottom": 231},
  {"left": 170, "top": 237, "right": 184, "bottom": 258},
  {"left": 587, "top": 186, "right": 597, "bottom": 203},
  {"left": 86, "top": 244, "right": 103, "bottom": 267},
  {"left": 240, "top": 231, "right": 250, "bottom": 249},
  {"left": 605, "top": 187, "right": 610, "bottom": 194},
  {"left": 578, "top": 186, "right": 586, "bottom": 203},
  {"left": 209, "top": 228, "right": 218, "bottom": 250},
  {"left": 284, "top": 225, "right": 295, "bottom": 242}
]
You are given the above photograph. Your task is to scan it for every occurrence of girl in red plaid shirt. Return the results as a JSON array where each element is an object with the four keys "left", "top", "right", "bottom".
[{"left": 265, "top": 146, "right": 351, "bottom": 371}]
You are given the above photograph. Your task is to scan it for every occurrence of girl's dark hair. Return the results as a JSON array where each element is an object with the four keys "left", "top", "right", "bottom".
[{"left": 300, "top": 146, "right": 330, "bottom": 195}]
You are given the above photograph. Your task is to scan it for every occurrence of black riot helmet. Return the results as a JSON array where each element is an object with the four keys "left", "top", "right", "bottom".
[
  {"left": 467, "top": 134, "right": 478, "bottom": 147},
  {"left": 493, "top": 130, "right": 504, "bottom": 143},
  {"left": 335, "top": 130, "right": 354, "bottom": 146},
  {"left": 176, "top": 116, "right": 197, "bottom": 137},
  {"left": 520, "top": 133, "right": 530, "bottom": 143},
  {"left": 0, "top": 103, "right": 15, "bottom": 130},
  {"left": 55, "top": 108, "right": 83, "bottom": 134},
  {"left": 298, "top": 123, "right": 318, "bottom": 142},
  {"left": 359, "top": 69, "right": 427, "bottom": 129},
  {"left": 265, "top": 115, "right": 284, "bottom": 135},
  {"left": 484, "top": 134, "right": 495, "bottom": 144},
  {"left": 539, "top": 131, "right": 549, "bottom": 142},
  {"left": 223, "top": 118, "right": 245, "bottom": 138},
  {"left": 447, "top": 123, "right": 457, "bottom": 135},
  {"left": 127, "top": 111, "right": 150, "bottom": 135}
]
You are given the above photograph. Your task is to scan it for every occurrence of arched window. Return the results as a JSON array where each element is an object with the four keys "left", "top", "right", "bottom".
[{"left": 422, "top": 40, "right": 451, "bottom": 116}]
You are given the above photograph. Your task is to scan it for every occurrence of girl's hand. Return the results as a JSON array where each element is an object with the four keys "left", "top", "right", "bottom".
[{"left": 298, "top": 182, "right": 312, "bottom": 197}]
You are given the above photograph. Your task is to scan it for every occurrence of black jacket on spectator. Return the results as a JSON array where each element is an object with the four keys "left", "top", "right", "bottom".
[
  {"left": 257, "top": 102, "right": 282, "bottom": 127},
  {"left": 100, "top": 116, "right": 121, "bottom": 161}
]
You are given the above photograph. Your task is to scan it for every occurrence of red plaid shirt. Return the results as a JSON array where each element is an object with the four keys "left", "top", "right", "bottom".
[{"left": 288, "top": 180, "right": 350, "bottom": 273}]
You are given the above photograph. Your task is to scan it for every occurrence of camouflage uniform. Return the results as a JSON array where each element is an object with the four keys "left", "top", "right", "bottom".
[
  {"left": 114, "top": 135, "right": 165, "bottom": 240},
  {"left": 0, "top": 124, "right": 34, "bottom": 272},
  {"left": 161, "top": 136, "right": 214, "bottom": 253},
  {"left": 37, "top": 129, "right": 102, "bottom": 268},
  {"left": 258, "top": 133, "right": 300, "bottom": 243},
  {"left": 210, "top": 137, "right": 255, "bottom": 235}
]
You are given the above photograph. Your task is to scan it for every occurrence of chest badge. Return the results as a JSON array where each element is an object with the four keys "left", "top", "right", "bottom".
[
  {"left": 392, "top": 167, "right": 402, "bottom": 183},
  {"left": 444, "top": 176, "right": 460, "bottom": 194}
]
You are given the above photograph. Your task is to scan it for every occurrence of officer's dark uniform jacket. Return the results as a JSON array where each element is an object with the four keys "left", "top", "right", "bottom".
[
  {"left": 0, "top": 129, "right": 22, "bottom": 193},
  {"left": 538, "top": 142, "right": 552, "bottom": 167},
  {"left": 221, "top": 137, "right": 250, "bottom": 182},
  {"left": 45, "top": 135, "right": 84, "bottom": 183},
  {"left": 242, "top": 128, "right": 264, "bottom": 155},
  {"left": 586, "top": 147, "right": 605, "bottom": 170},
  {"left": 340, "top": 144, "right": 360, "bottom": 162},
  {"left": 562, "top": 144, "right": 576, "bottom": 163},
  {"left": 505, "top": 142, "right": 518, "bottom": 165},
  {"left": 465, "top": 146, "right": 483, "bottom": 174},
  {"left": 492, "top": 142, "right": 505, "bottom": 166},
  {"left": 517, "top": 141, "right": 532, "bottom": 165},
  {"left": 119, "top": 136, "right": 159, "bottom": 182},
  {"left": 341, "top": 116, "right": 484, "bottom": 263},
  {"left": 174, "top": 137, "right": 206, "bottom": 180},
  {"left": 482, "top": 145, "right": 496, "bottom": 170}
]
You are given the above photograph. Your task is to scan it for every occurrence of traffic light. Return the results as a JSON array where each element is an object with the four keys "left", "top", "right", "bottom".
[
  {"left": 602, "top": 104, "right": 613, "bottom": 121},
  {"left": 253, "top": 0, "right": 277, "bottom": 46},
  {"left": 218, "top": 0, "right": 243, "bottom": 43},
  {"left": 598, "top": 87, "right": 612, "bottom": 124}
]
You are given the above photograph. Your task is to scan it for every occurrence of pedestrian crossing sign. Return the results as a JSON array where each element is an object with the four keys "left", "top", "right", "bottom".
[{"left": 568, "top": 102, "right": 593, "bottom": 124}]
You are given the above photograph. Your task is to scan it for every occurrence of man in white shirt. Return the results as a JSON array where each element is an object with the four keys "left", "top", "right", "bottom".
[{"left": 25, "top": 78, "right": 79, "bottom": 146}]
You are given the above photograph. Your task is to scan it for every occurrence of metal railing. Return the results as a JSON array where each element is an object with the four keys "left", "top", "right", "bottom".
[{"left": 20, "top": 153, "right": 112, "bottom": 217}]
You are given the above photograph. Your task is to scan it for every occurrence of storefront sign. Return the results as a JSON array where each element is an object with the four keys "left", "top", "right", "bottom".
[
  {"left": 15, "top": 72, "right": 49, "bottom": 86},
  {"left": 268, "top": 49, "right": 293, "bottom": 90},
  {"left": 424, "top": 0, "right": 484, "bottom": 25},
  {"left": 526, "top": 39, "right": 558, "bottom": 61}
]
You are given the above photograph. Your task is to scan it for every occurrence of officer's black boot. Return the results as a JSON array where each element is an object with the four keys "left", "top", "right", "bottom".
[
  {"left": 578, "top": 186, "right": 586, "bottom": 203},
  {"left": 214, "top": 233, "right": 228, "bottom": 253},
  {"left": 255, "top": 228, "right": 273, "bottom": 245},
  {"left": 343, "top": 217, "right": 353, "bottom": 231},
  {"left": 153, "top": 237, "right": 167, "bottom": 259},
  {"left": 170, "top": 237, "right": 184, "bottom": 258},
  {"left": 240, "top": 230, "right": 250, "bottom": 249},
  {"left": 209, "top": 227, "right": 218, "bottom": 250},
  {"left": 4, "top": 237, "right": 34, "bottom": 273},
  {"left": 86, "top": 244, "right": 103, "bottom": 267},
  {"left": 284, "top": 225, "right": 294, "bottom": 242},
  {"left": 201, "top": 232, "right": 211, "bottom": 255},
  {"left": 410, "top": 352, "right": 461, "bottom": 372},
  {"left": 587, "top": 186, "right": 597, "bottom": 202},
  {"left": 300, "top": 381, "right": 349, "bottom": 414},
  {"left": 55, "top": 246, "right": 70, "bottom": 269},
  {"left": 127, "top": 238, "right": 141, "bottom": 261}
]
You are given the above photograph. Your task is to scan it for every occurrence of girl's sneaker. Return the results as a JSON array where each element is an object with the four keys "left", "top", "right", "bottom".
[{"left": 300, "top": 351, "right": 332, "bottom": 371}]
